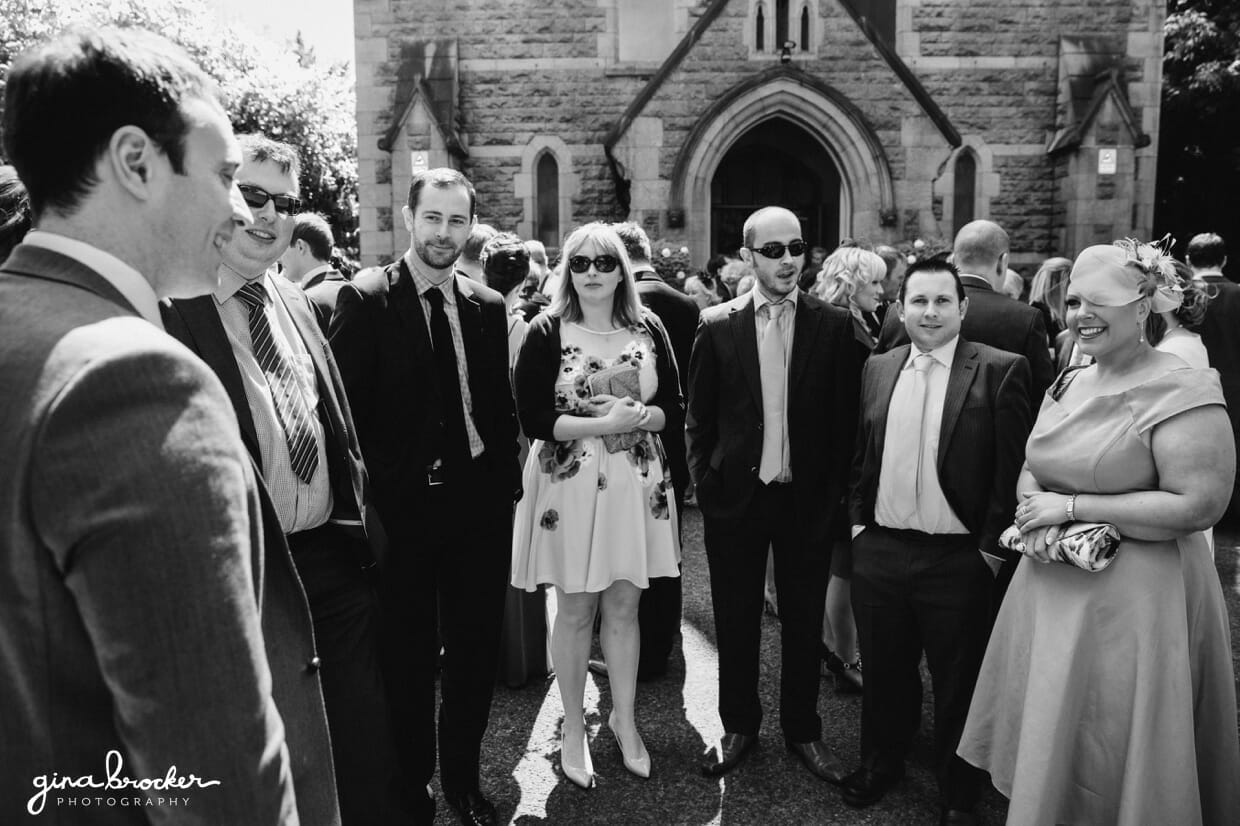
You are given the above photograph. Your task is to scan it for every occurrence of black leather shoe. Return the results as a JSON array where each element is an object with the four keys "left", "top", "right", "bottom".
[
  {"left": 939, "top": 809, "right": 979, "bottom": 826},
  {"left": 785, "top": 739, "right": 848, "bottom": 784},
  {"left": 840, "top": 767, "right": 902, "bottom": 808},
  {"left": 587, "top": 659, "right": 608, "bottom": 679},
  {"left": 444, "top": 789, "right": 497, "bottom": 826},
  {"left": 700, "top": 732, "right": 756, "bottom": 777}
]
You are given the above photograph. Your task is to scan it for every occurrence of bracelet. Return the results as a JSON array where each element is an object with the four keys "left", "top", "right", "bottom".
[{"left": 1065, "top": 494, "right": 1077, "bottom": 522}]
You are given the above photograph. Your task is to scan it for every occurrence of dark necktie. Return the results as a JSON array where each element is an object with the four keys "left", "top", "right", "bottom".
[
  {"left": 235, "top": 281, "right": 319, "bottom": 484},
  {"left": 424, "top": 287, "right": 470, "bottom": 464}
]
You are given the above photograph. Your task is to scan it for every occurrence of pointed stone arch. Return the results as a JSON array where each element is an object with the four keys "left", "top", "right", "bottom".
[{"left": 669, "top": 69, "right": 895, "bottom": 263}]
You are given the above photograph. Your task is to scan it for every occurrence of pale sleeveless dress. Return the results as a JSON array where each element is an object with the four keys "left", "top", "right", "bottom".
[
  {"left": 958, "top": 368, "right": 1240, "bottom": 825},
  {"left": 510, "top": 323, "right": 680, "bottom": 594}
]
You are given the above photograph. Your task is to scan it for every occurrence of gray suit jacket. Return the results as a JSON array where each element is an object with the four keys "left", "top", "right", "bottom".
[{"left": 0, "top": 244, "right": 312, "bottom": 824}]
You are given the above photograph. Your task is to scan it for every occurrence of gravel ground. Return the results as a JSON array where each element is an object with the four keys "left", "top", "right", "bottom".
[{"left": 431, "top": 507, "right": 1240, "bottom": 826}]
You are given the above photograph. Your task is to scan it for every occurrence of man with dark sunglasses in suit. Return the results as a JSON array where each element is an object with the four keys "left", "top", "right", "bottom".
[
  {"left": 162, "top": 134, "right": 408, "bottom": 825},
  {"left": 688, "top": 206, "right": 863, "bottom": 783}
]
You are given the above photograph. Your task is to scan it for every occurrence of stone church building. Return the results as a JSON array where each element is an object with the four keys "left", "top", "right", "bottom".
[{"left": 352, "top": 0, "right": 1164, "bottom": 270}]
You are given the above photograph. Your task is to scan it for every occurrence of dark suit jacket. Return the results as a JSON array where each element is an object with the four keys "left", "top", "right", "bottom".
[
  {"left": 635, "top": 270, "right": 699, "bottom": 494},
  {"left": 1197, "top": 274, "right": 1240, "bottom": 444},
  {"left": 876, "top": 274, "right": 1054, "bottom": 407},
  {"left": 327, "top": 259, "right": 521, "bottom": 538},
  {"left": 0, "top": 245, "right": 308, "bottom": 824},
  {"left": 163, "top": 278, "right": 384, "bottom": 568},
  {"left": 849, "top": 338, "right": 1032, "bottom": 557},
  {"left": 686, "top": 290, "right": 863, "bottom": 547},
  {"left": 303, "top": 267, "right": 348, "bottom": 335}
]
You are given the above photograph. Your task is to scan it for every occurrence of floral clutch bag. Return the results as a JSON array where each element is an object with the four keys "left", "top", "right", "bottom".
[
  {"left": 999, "top": 522, "right": 1122, "bottom": 573},
  {"left": 586, "top": 362, "right": 644, "bottom": 454}
]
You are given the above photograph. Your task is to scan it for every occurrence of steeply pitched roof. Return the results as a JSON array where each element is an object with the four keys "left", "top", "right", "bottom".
[
  {"left": 378, "top": 39, "right": 466, "bottom": 157},
  {"left": 1047, "top": 66, "right": 1150, "bottom": 156}
]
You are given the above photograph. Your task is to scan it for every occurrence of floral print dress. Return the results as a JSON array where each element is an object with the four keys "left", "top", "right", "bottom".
[{"left": 510, "top": 323, "right": 681, "bottom": 594}]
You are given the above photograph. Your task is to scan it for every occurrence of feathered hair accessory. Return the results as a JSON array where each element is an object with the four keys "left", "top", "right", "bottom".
[
  {"left": 1113, "top": 235, "right": 1182, "bottom": 312},
  {"left": 1069, "top": 236, "right": 1183, "bottom": 313}
]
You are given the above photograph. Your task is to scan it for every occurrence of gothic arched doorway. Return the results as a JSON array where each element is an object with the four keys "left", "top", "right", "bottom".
[{"left": 710, "top": 117, "right": 842, "bottom": 256}]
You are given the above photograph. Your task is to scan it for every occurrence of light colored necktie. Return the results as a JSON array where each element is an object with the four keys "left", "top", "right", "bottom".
[
  {"left": 235, "top": 281, "right": 320, "bottom": 484},
  {"left": 888, "top": 353, "right": 935, "bottom": 523},
  {"left": 758, "top": 300, "right": 788, "bottom": 484}
]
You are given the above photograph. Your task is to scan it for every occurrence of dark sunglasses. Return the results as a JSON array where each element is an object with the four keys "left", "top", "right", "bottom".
[
  {"left": 238, "top": 184, "right": 303, "bottom": 215},
  {"left": 567, "top": 255, "right": 620, "bottom": 274},
  {"left": 748, "top": 240, "right": 807, "bottom": 259}
]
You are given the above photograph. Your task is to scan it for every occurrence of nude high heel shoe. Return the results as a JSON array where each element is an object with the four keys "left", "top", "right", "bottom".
[
  {"left": 560, "top": 726, "right": 595, "bottom": 789},
  {"left": 609, "top": 711, "right": 651, "bottom": 779}
]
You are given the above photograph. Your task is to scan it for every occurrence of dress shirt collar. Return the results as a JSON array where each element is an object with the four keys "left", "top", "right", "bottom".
[
  {"left": 299, "top": 263, "right": 333, "bottom": 286},
  {"left": 23, "top": 230, "right": 163, "bottom": 328},
  {"left": 958, "top": 273, "right": 994, "bottom": 292},
  {"left": 404, "top": 249, "right": 457, "bottom": 305},
  {"left": 633, "top": 265, "right": 661, "bottom": 282},
  {"left": 214, "top": 263, "right": 271, "bottom": 305},
  {"left": 752, "top": 284, "right": 800, "bottom": 314},
  {"left": 903, "top": 335, "right": 960, "bottom": 371}
]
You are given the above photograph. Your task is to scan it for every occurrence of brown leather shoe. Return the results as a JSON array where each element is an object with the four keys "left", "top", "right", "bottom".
[
  {"left": 784, "top": 739, "right": 848, "bottom": 784},
  {"left": 699, "top": 732, "right": 756, "bottom": 777}
]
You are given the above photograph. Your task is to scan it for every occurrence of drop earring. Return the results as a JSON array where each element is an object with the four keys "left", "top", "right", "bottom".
[{"left": 1138, "top": 320, "right": 1145, "bottom": 344}]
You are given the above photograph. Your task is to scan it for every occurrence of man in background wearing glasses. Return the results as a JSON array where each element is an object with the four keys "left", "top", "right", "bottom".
[
  {"left": 162, "top": 134, "right": 408, "bottom": 824},
  {"left": 688, "top": 206, "right": 863, "bottom": 782},
  {"left": 327, "top": 167, "right": 522, "bottom": 826}
]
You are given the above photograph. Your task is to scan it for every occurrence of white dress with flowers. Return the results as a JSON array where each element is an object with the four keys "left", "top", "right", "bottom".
[{"left": 510, "top": 323, "right": 681, "bottom": 594}]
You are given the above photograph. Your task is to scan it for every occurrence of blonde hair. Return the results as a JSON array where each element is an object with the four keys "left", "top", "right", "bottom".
[
  {"left": 820, "top": 247, "right": 886, "bottom": 307},
  {"left": 549, "top": 222, "right": 644, "bottom": 327},
  {"left": 1028, "top": 256, "right": 1072, "bottom": 325}
]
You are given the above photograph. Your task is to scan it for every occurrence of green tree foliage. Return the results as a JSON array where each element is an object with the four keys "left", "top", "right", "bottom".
[
  {"left": 1157, "top": 0, "right": 1240, "bottom": 256},
  {"left": 0, "top": 0, "right": 357, "bottom": 253}
]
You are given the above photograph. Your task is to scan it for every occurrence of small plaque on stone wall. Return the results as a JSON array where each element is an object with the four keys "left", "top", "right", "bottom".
[
  {"left": 1098, "top": 148, "right": 1117, "bottom": 176},
  {"left": 412, "top": 151, "right": 428, "bottom": 173}
]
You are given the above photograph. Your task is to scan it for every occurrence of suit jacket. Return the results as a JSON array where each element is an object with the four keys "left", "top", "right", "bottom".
[
  {"left": 686, "top": 290, "right": 863, "bottom": 546},
  {"left": 1197, "top": 274, "right": 1240, "bottom": 439},
  {"left": 0, "top": 245, "right": 302, "bottom": 824},
  {"left": 327, "top": 260, "right": 521, "bottom": 538},
  {"left": 162, "top": 278, "right": 385, "bottom": 569},
  {"left": 302, "top": 267, "right": 348, "bottom": 335},
  {"left": 849, "top": 338, "right": 1032, "bottom": 557},
  {"left": 635, "top": 270, "right": 699, "bottom": 494},
  {"left": 876, "top": 274, "right": 1054, "bottom": 407}
]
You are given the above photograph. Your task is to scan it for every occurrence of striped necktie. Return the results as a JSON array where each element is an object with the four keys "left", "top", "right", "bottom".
[{"left": 235, "top": 280, "right": 319, "bottom": 484}]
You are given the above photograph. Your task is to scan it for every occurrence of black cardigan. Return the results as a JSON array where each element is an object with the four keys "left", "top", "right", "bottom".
[{"left": 513, "top": 310, "right": 685, "bottom": 444}]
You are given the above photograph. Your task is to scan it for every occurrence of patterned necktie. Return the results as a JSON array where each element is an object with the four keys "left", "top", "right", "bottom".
[
  {"left": 425, "top": 287, "right": 470, "bottom": 464},
  {"left": 758, "top": 300, "right": 788, "bottom": 484},
  {"left": 888, "top": 352, "right": 936, "bottom": 523},
  {"left": 235, "top": 281, "right": 319, "bottom": 484}
]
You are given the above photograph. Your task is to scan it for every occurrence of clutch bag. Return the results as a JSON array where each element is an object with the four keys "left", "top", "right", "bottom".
[
  {"left": 586, "top": 362, "right": 643, "bottom": 454},
  {"left": 999, "top": 521, "right": 1121, "bottom": 573}
]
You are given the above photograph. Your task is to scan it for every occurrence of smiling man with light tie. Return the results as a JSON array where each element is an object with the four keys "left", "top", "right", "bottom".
[{"left": 842, "top": 259, "right": 1032, "bottom": 826}]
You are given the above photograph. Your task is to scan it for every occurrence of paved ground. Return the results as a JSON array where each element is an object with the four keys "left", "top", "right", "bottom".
[{"left": 432, "top": 507, "right": 1240, "bottom": 825}]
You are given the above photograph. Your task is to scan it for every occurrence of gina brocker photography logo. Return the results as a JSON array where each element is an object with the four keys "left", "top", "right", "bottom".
[{"left": 27, "top": 750, "right": 221, "bottom": 815}]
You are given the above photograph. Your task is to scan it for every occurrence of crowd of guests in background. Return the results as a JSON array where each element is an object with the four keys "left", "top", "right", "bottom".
[{"left": 2, "top": 24, "right": 1239, "bottom": 826}]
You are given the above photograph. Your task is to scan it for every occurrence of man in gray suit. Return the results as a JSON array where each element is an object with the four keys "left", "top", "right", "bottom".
[{"left": 0, "top": 27, "right": 328, "bottom": 825}]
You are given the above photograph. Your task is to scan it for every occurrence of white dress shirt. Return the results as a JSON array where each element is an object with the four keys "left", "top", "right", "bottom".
[{"left": 23, "top": 231, "right": 163, "bottom": 329}]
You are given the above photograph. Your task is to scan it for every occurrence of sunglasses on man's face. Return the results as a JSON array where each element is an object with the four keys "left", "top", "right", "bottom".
[
  {"left": 567, "top": 255, "right": 620, "bottom": 274},
  {"left": 238, "top": 184, "right": 303, "bottom": 215},
  {"left": 748, "top": 240, "right": 807, "bottom": 259}
]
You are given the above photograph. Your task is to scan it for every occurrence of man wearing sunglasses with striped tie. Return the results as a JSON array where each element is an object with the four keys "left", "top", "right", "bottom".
[{"left": 162, "top": 134, "right": 408, "bottom": 824}]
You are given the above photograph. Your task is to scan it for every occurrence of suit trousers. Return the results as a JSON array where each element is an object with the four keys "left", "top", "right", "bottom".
[
  {"left": 379, "top": 456, "right": 511, "bottom": 813},
  {"left": 637, "top": 487, "right": 684, "bottom": 678},
  {"left": 703, "top": 482, "right": 830, "bottom": 743},
  {"left": 850, "top": 525, "right": 991, "bottom": 811},
  {"left": 287, "top": 523, "right": 411, "bottom": 825}
]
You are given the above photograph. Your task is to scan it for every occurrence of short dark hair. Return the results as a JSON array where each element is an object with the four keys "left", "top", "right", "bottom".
[
  {"left": 3, "top": 26, "right": 220, "bottom": 219},
  {"left": 899, "top": 259, "right": 966, "bottom": 303},
  {"left": 482, "top": 232, "right": 530, "bottom": 296},
  {"left": 1186, "top": 233, "right": 1226, "bottom": 269},
  {"left": 238, "top": 134, "right": 301, "bottom": 184},
  {"left": 874, "top": 244, "right": 901, "bottom": 276},
  {"left": 612, "top": 221, "right": 653, "bottom": 263},
  {"left": 406, "top": 167, "right": 476, "bottom": 218},
  {"left": 461, "top": 223, "right": 498, "bottom": 265},
  {"left": 290, "top": 212, "right": 333, "bottom": 261}
]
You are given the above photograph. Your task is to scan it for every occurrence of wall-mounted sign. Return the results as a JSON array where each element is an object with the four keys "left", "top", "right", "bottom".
[
  {"left": 1098, "top": 148, "right": 1117, "bottom": 176},
  {"left": 412, "top": 151, "right": 428, "bottom": 172}
]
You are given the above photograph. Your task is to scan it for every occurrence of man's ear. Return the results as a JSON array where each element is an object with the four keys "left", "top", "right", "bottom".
[
  {"left": 959, "top": 295, "right": 969, "bottom": 320},
  {"left": 996, "top": 251, "right": 1009, "bottom": 280},
  {"left": 401, "top": 205, "right": 415, "bottom": 233},
  {"left": 738, "top": 247, "right": 753, "bottom": 266},
  {"left": 109, "top": 126, "right": 158, "bottom": 200}
]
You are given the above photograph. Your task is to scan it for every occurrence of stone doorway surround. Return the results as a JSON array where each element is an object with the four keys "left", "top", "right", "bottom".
[{"left": 668, "top": 69, "right": 895, "bottom": 265}]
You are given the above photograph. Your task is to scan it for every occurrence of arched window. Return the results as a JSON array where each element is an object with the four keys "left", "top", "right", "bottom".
[
  {"left": 953, "top": 151, "right": 977, "bottom": 234},
  {"left": 755, "top": 3, "right": 765, "bottom": 51},
  {"left": 775, "top": 0, "right": 789, "bottom": 48},
  {"left": 800, "top": 6, "right": 810, "bottom": 50},
  {"left": 535, "top": 153, "right": 560, "bottom": 249}
]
